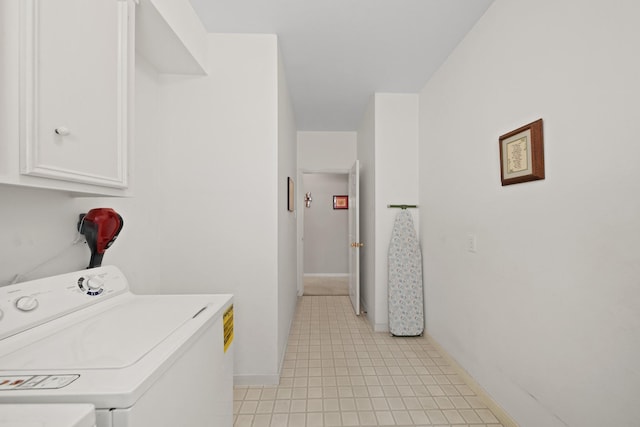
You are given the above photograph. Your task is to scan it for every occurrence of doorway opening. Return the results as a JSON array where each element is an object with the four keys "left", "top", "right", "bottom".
[{"left": 300, "top": 172, "right": 349, "bottom": 296}]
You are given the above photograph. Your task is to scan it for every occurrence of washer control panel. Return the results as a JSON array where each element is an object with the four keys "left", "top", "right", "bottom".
[
  {"left": 77, "top": 276, "right": 105, "bottom": 296},
  {"left": 0, "top": 375, "right": 79, "bottom": 390},
  {"left": 0, "top": 266, "right": 129, "bottom": 341}
]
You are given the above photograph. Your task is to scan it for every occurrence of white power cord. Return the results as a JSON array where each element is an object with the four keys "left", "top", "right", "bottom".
[{"left": 8, "top": 233, "right": 86, "bottom": 285}]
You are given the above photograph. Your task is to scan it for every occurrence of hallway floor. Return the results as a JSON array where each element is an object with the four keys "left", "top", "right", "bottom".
[
  {"left": 233, "top": 296, "right": 505, "bottom": 427},
  {"left": 303, "top": 276, "right": 349, "bottom": 296}
]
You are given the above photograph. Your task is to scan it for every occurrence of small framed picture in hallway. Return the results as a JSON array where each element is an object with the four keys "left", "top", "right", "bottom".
[
  {"left": 333, "top": 195, "right": 348, "bottom": 209},
  {"left": 499, "top": 118, "right": 545, "bottom": 186}
]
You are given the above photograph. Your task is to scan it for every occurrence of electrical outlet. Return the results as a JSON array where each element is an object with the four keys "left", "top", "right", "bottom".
[{"left": 467, "top": 234, "right": 477, "bottom": 253}]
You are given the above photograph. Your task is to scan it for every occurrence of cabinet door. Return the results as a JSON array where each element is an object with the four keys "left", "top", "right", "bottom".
[{"left": 20, "top": 0, "right": 131, "bottom": 188}]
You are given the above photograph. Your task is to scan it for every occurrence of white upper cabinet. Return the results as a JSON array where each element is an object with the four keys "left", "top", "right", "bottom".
[
  {"left": 0, "top": 0, "right": 133, "bottom": 196},
  {"left": 20, "top": 0, "right": 133, "bottom": 190},
  {"left": 0, "top": 0, "right": 204, "bottom": 196}
]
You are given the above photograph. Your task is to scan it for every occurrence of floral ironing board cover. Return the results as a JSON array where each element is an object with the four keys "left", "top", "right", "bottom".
[{"left": 388, "top": 209, "right": 424, "bottom": 336}]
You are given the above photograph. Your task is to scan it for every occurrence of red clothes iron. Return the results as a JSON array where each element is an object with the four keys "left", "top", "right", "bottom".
[{"left": 78, "top": 208, "right": 124, "bottom": 268}]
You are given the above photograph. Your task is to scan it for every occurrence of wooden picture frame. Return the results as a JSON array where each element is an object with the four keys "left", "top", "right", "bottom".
[
  {"left": 333, "top": 195, "right": 348, "bottom": 210},
  {"left": 499, "top": 118, "right": 545, "bottom": 186},
  {"left": 287, "top": 177, "right": 294, "bottom": 212}
]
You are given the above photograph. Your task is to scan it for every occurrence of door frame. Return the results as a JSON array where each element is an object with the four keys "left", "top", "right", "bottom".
[{"left": 296, "top": 168, "right": 350, "bottom": 297}]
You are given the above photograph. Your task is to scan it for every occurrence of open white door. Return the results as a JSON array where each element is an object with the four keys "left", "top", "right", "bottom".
[{"left": 348, "top": 160, "right": 361, "bottom": 315}]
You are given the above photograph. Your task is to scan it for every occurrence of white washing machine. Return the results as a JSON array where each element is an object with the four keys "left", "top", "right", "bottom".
[
  {"left": 0, "top": 403, "right": 95, "bottom": 427},
  {"left": 0, "top": 266, "right": 234, "bottom": 426}
]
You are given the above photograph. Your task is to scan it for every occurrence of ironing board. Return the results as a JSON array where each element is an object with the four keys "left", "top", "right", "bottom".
[{"left": 388, "top": 209, "right": 424, "bottom": 336}]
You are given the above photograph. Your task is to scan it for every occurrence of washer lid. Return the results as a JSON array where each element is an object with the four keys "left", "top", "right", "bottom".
[
  {"left": 0, "top": 296, "right": 208, "bottom": 370},
  {"left": 0, "top": 403, "right": 95, "bottom": 427}
]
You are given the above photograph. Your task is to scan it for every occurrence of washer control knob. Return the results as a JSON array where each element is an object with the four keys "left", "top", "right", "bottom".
[
  {"left": 86, "top": 277, "right": 104, "bottom": 290},
  {"left": 15, "top": 296, "right": 39, "bottom": 312},
  {"left": 77, "top": 276, "right": 105, "bottom": 296}
]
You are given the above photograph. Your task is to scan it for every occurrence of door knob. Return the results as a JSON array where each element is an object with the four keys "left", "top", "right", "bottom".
[{"left": 351, "top": 242, "right": 364, "bottom": 248}]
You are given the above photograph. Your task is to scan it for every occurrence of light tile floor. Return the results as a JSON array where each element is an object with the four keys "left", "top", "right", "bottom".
[{"left": 234, "top": 296, "right": 504, "bottom": 427}]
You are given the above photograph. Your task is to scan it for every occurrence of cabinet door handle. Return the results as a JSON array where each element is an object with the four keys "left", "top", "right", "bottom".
[{"left": 54, "top": 127, "right": 70, "bottom": 136}]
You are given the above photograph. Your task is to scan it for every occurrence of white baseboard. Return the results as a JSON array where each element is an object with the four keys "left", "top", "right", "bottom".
[
  {"left": 234, "top": 374, "right": 280, "bottom": 386},
  {"left": 234, "top": 316, "right": 296, "bottom": 387},
  {"left": 374, "top": 322, "right": 389, "bottom": 332},
  {"left": 304, "top": 273, "right": 349, "bottom": 278},
  {"left": 425, "top": 332, "right": 518, "bottom": 427},
  {"left": 360, "top": 302, "right": 388, "bottom": 332}
]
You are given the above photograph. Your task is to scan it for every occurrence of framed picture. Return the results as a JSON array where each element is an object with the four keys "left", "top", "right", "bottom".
[
  {"left": 499, "top": 118, "right": 545, "bottom": 186},
  {"left": 333, "top": 195, "right": 348, "bottom": 210},
  {"left": 287, "top": 177, "right": 294, "bottom": 212}
]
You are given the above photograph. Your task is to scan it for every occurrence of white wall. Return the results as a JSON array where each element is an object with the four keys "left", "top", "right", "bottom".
[
  {"left": 96, "top": 34, "right": 293, "bottom": 385},
  {"left": 96, "top": 34, "right": 292, "bottom": 385},
  {"left": 373, "top": 94, "right": 419, "bottom": 331},
  {"left": 297, "top": 131, "right": 357, "bottom": 171},
  {"left": 357, "top": 98, "right": 376, "bottom": 321},
  {"left": 150, "top": 33, "right": 281, "bottom": 384},
  {"left": 418, "top": 1, "right": 640, "bottom": 425},
  {"left": 356, "top": 94, "right": 419, "bottom": 331},
  {"left": 0, "top": 186, "right": 87, "bottom": 284},
  {"left": 276, "top": 47, "right": 298, "bottom": 373},
  {"left": 302, "top": 173, "right": 349, "bottom": 274}
]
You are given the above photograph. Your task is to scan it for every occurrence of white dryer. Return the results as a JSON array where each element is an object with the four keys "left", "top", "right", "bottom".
[{"left": 0, "top": 266, "right": 234, "bottom": 427}]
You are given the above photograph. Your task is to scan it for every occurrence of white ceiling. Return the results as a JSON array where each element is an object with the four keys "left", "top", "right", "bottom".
[{"left": 188, "top": 0, "right": 494, "bottom": 131}]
